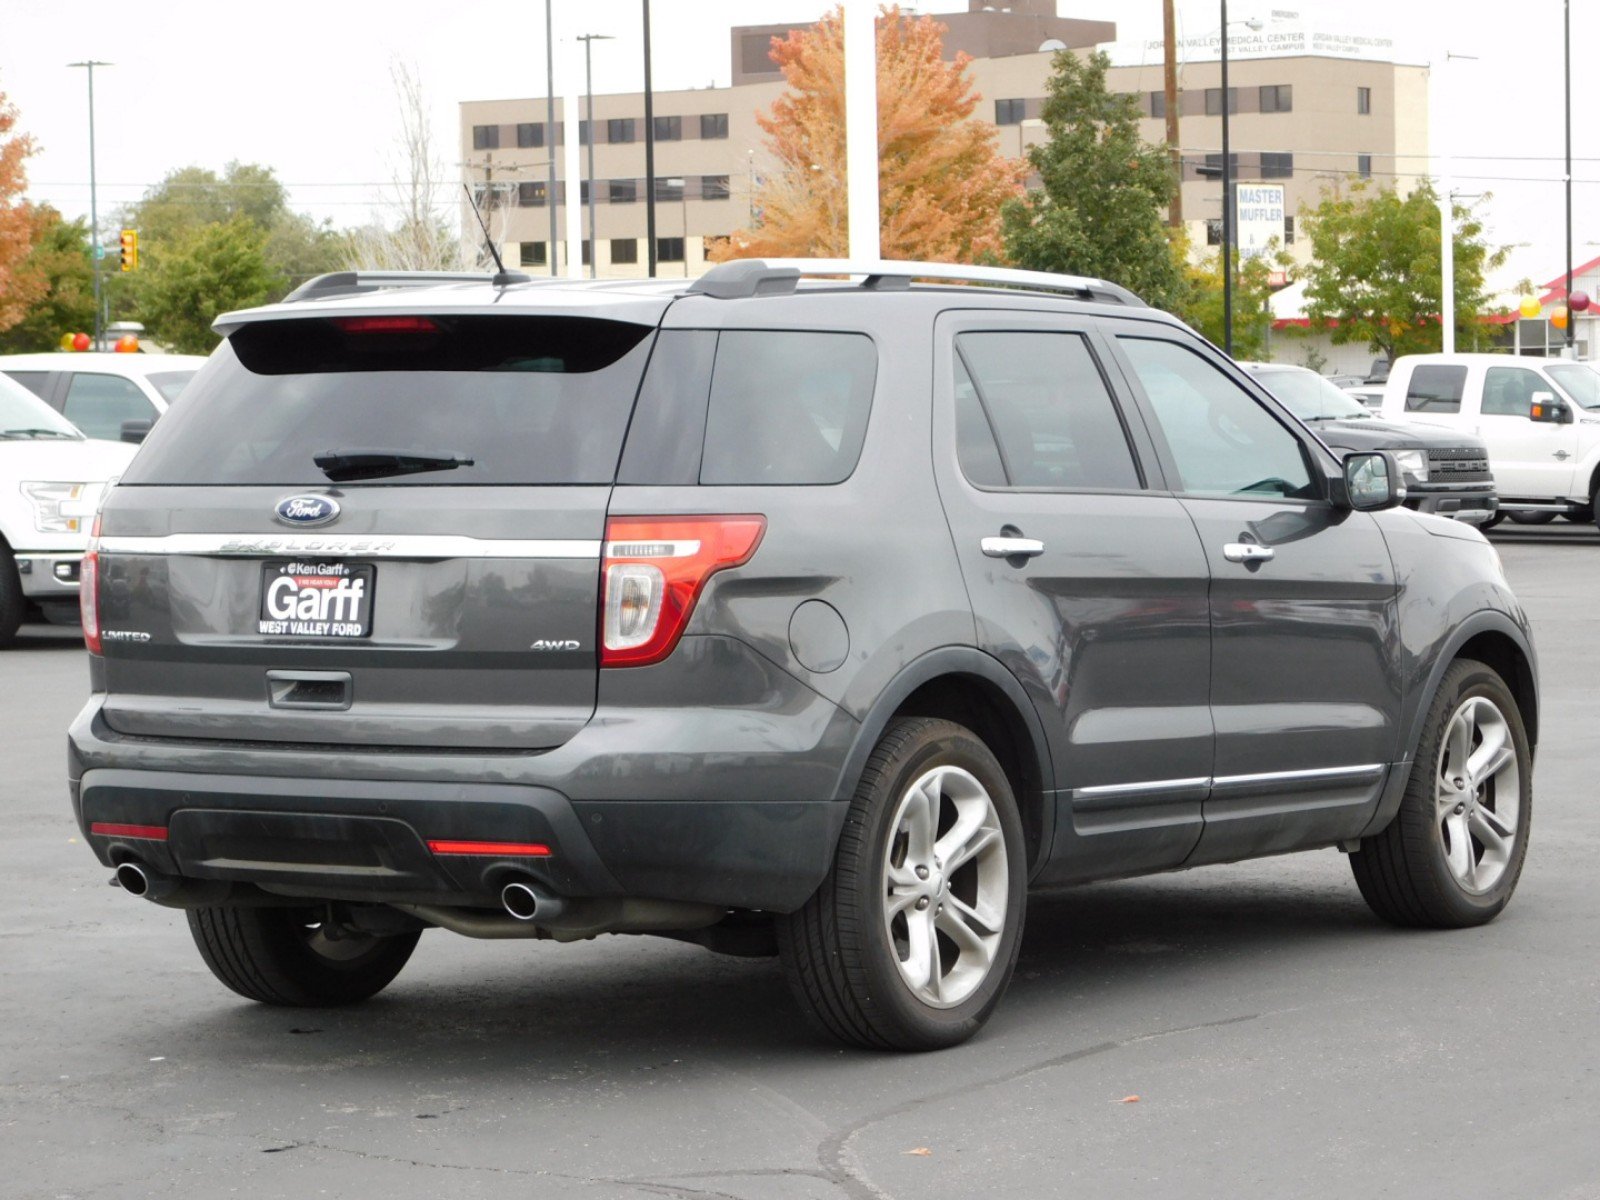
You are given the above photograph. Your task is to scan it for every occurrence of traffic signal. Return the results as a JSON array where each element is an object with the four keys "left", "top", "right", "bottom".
[{"left": 119, "top": 228, "right": 138, "bottom": 272}]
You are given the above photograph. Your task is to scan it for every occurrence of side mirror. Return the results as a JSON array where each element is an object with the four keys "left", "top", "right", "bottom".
[
  {"left": 1340, "top": 451, "right": 1404, "bottom": 512},
  {"left": 1529, "top": 392, "right": 1569, "bottom": 423},
  {"left": 120, "top": 418, "right": 152, "bottom": 444}
]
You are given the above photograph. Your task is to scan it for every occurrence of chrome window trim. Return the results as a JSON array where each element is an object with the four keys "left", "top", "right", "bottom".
[
  {"left": 1072, "top": 764, "right": 1384, "bottom": 800},
  {"left": 96, "top": 534, "right": 602, "bottom": 560}
]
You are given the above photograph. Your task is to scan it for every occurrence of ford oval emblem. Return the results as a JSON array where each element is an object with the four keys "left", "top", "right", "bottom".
[{"left": 274, "top": 494, "right": 340, "bottom": 527}]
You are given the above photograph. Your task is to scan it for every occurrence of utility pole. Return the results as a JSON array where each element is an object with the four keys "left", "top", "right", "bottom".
[
  {"left": 577, "top": 34, "right": 613, "bottom": 279},
  {"left": 643, "top": 0, "right": 658, "bottom": 277},
  {"left": 544, "top": 0, "right": 559, "bottom": 276},
  {"left": 1220, "top": 0, "right": 1233, "bottom": 356},
  {"left": 1163, "top": 0, "right": 1181, "bottom": 227},
  {"left": 1564, "top": 0, "right": 1574, "bottom": 353},
  {"left": 68, "top": 61, "right": 111, "bottom": 348}
]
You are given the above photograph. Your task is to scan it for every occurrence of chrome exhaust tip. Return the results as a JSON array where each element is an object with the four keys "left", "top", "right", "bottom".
[
  {"left": 115, "top": 862, "right": 151, "bottom": 897},
  {"left": 501, "top": 882, "right": 542, "bottom": 921}
]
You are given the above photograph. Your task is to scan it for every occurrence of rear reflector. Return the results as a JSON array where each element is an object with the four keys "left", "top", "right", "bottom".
[
  {"left": 80, "top": 514, "right": 101, "bottom": 654},
  {"left": 89, "top": 823, "right": 168, "bottom": 841},
  {"left": 600, "top": 515, "right": 766, "bottom": 667},
  {"left": 426, "top": 839, "right": 552, "bottom": 857}
]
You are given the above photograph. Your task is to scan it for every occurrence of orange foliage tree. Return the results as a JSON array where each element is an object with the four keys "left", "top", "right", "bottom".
[
  {"left": 714, "top": 6, "right": 1024, "bottom": 263},
  {"left": 0, "top": 89, "right": 46, "bottom": 333}
]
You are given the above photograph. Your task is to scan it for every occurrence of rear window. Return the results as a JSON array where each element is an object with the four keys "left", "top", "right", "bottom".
[
  {"left": 121, "top": 315, "right": 654, "bottom": 486},
  {"left": 1405, "top": 365, "right": 1467, "bottom": 413}
]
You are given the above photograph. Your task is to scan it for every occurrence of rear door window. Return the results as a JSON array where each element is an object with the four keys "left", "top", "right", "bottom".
[
  {"left": 63, "top": 372, "right": 156, "bottom": 440},
  {"left": 120, "top": 315, "right": 654, "bottom": 486},
  {"left": 1405, "top": 365, "right": 1468, "bottom": 413},
  {"left": 3, "top": 371, "right": 52, "bottom": 401},
  {"left": 698, "top": 331, "right": 876, "bottom": 485}
]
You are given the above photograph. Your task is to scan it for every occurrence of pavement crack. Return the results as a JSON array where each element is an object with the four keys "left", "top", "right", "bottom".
[{"left": 818, "top": 1012, "right": 1260, "bottom": 1199}]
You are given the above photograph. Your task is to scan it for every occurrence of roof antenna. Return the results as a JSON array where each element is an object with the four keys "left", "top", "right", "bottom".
[{"left": 462, "top": 183, "right": 529, "bottom": 287}]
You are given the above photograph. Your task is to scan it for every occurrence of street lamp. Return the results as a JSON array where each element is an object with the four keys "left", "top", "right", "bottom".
[
  {"left": 68, "top": 61, "right": 111, "bottom": 349},
  {"left": 1218, "top": 6, "right": 1263, "bottom": 357},
  {"left": 576, "top": 33, "right": 614, "bottom": 279}
]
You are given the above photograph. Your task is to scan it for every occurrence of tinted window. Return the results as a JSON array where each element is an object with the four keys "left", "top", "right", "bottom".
[
  {"left": 3, "top": 370, "right": 50, "bottom": 399},
  {"left": 953, "top": 358, "right": 1007, "bottom": 488},
  {"left": 1482, "top": 366, "right": 1544, "bottom": 417},
  {"left": 145, "top": 370, "right": 195, "bottom": 403},
  {"left": 700, "top": 332, "right": 876, "bottom": 485},
  {"left": 954, "top": 332, "right": 1140, "bottom": 491},
  {"left": 121, "top": 316, "right": 654, "bottom": 486},
  {"left": 1406, "top": 365, "right": 1467, "bottom": 412},
  {"left": 1120, "top": 337, "right": 1314, "bottom": 500},
  {"left": 1251, "top": 368, "right": 1370, "bottom": 420},
  {"left": 63, "top": 373, "right": 155, "bottom": 440},
  {"left": 618, "top": 331, "right": 716, "bottom": 486}
]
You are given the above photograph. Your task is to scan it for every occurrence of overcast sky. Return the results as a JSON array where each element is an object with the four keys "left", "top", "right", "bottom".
[{"left": 2, "top": 0, "right": 1592, "bottom": 291}]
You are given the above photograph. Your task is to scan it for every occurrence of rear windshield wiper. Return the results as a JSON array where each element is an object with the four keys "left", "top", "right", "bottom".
[
  {"left": 0, "top": 427, "right": 81, "bottom": 440},
  {"left": 313, "top": 449, "right": 476, "bottom": 482}
]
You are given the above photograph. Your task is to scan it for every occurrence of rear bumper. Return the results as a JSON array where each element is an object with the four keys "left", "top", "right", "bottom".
[{"left": 14, "top": 551, "right": 83, "bottom": 599}]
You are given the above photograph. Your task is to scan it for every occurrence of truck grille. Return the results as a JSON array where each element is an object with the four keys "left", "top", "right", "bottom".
[{"left": 1427, "top": 447, "right": 1492, "bottom": 483}]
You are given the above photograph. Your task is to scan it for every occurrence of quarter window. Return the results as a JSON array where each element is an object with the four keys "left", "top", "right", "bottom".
[
  {"left": 953, "top": 332, "right": 1141, "bottom": 491},
  {"left": 1405, "top": 365, "right": 1467, "bottom": 413},
  {"left": 1118, "top": 337, "right": 1314, "bottom": 500}
]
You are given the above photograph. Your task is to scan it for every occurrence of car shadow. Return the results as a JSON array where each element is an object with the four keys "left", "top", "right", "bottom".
[{"left": 8, "top": 622, "right": 86, "bottom": 651}]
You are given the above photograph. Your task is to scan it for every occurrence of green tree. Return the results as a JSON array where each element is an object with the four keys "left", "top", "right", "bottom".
[
  {"left": 0, "top": 206, "right": 94, "bottom": 352},
  {"left": 1171, "top": 232, "right": 1282, "bottom": 360},
  {"left": 1298, "top": 180, "right": 1505, "bottom": 363},
  {"left": 1001, "top": 49, "right": 1181, "bottom": 309},
  {"left": 135, "top": 217, "right": 276, "bottom": 353}
]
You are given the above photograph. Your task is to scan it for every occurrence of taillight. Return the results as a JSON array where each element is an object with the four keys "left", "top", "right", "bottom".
[
  {"left": 80, "top": 514, "right": 101, "bottom": 654},
  {"left": 600, "top": 515, "right": 765, "bottom": 667}
]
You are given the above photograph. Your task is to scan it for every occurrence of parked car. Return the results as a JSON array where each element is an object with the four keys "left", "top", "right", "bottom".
[
  {"left": 0, "top": 373, "right": 136, "bottom": 644},
  {"left": 1241, "top": 362, "right": 1497, "bottom": 524},
  {"left": 1340, "top": 383, "right": 1386, "bottom": 410},
  {"left": 1380, "top": 352, "right": 1600, "bottom": 528},
  {"left": 1324, "top": 373, "right": 1366, "bottom": 389},
  {"left": 0, "top": 352, "right": 206, "bottom": 443},
  {"left": 70, "top": 262, "right": 1537, "bottom": 1050}
]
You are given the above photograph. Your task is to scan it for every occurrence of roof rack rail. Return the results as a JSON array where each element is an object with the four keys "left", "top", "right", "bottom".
[
  {"left": 688, "top": 258, "right": 1144, "bottom": 306},
  {"left": 282, "top": 271, "right": 523, "bottom": 304}
]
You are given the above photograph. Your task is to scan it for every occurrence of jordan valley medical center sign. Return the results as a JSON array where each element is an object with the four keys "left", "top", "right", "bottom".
[
  {"left": 1109, "top": 12, "right": 1402, "bottom": 65},
  {"left": 1236, "top": 185, "right": 1286, "bottom": 260}
]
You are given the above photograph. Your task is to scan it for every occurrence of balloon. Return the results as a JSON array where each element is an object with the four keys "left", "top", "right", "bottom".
[
  {"left": 59, "top": 332, "right": 76, "bottom": 351},
  {"left": 1552, "top": 306, "right": 1569, "bottom": 330},
  {"left": 1570, "top": 291, "right": 1591, "bottom": 313},
  {"left": 114, "top": 335, "right": 139, "bottom": 353},
  {"left": 1518, "top": 295, "right": 1541, "bottom": 319},
  {"left": 71, "top": 332, "right": 91, "bottom": 351}
]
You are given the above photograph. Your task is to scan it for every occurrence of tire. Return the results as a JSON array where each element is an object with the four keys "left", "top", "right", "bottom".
[
  {"left": 187, "top": 906, "right": 420, "bottom": 1006},
  {"left": 1479, "top": 511, "right": 1505, "bottom": 531},
  {"left": 0, "top": 543, "right": 24, "bottom": 648},
  {"left": 1507, "top": 511, "right": 1556, "bottom": 525},
  {"left": 1350, "top": 659, "right": 1531, "bottom": 928},
  {"left": 777, "top": 717, "right": 1027, "bottom": 1051}
]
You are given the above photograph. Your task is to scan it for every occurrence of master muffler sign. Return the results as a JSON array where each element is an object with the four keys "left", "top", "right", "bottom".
[{"left": 259, "top": 561, "right": 374, "bottom": 638}]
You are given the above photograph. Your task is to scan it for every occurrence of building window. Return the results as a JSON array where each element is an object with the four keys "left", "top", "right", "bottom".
[
  {"left": 1205, "top": 218, "right": 1223, "bottom": 246},
  {"left": 657, "top": 236, "right": 685, "bottom": 263},
  {"left": 608, "top": 118, "right": 636, "bottom": 144},
  {"left": 578, "top": 120, "right": 590, "bottom": 147},
  {"left": 1202, "top": 152, "right": 1239, "bottom": 177},
  {"left": 472, "top": 124, "right": 499, "bottom": 150},
  {"left": 1260, "top": 152, "right": 1294, "bottom": 179},
  {"left": 655, "top": 177, "right": 685, "bottom": 201},
  {"left": 1358, "top": 153, "right": 1373, "bottom": 179},
  {"left": 516, "top": 123, "right": 543, "bottom": 149},
  {"left": 1149, "top": 91, "right": 1167, "bottom": 119},
  {"left": 581, "top": 240, "right": 592, "bottom": 267},
  {"left": 700, "top": 112, "right": 729, "bottom": 139},
  {"left": 702, "top": 174, "right": 731, "bottom": 200},
  {"left": 1259, "top": 84, "right": 1292, "bottom": 113},
  {"left": 520, "top": 242, "right": 546, "bottom": 267},
  {"left": 610, "top": 238, "right": 639, "bottom": 265},
  {"left": 1205, "top": 87, "right": 1238, "bottom": 116},
  {"left": 609, "top": 178, "right": 638, "bottom": 204},
  {"left": 1284, "top": 215, "right": 1295, "bottom": 244},
  {"left": 517, "top": 181, "right": 545, "bottom": 207},
  {"left": 1357, "top": 86, "right": 1372, "bottom": 115},
  {"left": 654, "top": 115, "right": 681, "bottom": 141},
  {"left": 995, "top": 98, "right": 1025, "bottom": 126}
]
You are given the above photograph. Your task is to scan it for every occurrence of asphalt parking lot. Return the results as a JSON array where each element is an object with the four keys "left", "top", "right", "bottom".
[{"left": 2, "top": 523, "right": 1597, "bottom": 1200}]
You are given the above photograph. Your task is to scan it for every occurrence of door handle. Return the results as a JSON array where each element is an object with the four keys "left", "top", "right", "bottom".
[
  {"left": 1222, "top": 542, "right": 1275, "bottom": 564},
  {"left": 981, "top": 537, "right": 1045, "bottom": 559}
]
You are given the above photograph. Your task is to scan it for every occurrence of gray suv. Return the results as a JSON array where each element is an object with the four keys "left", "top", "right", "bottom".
[{"left": 69, "top": 260, "right": 1538, "bottom": 1050}]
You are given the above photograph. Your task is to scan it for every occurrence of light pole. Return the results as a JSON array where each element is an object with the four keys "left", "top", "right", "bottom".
[
  {"left": 577, "top": 34, "right": 613, "bottom": 279},
  {"left": 666, "top": 177, "right": 688, "bottom": 276},
  {"left": 1564, "top": 0, "right": 1573, "bottom": 354},
  {"left": 642, "top": 0, "right": 658, "bottom": 277},
  {"left": 1218, "top": 8, "right": 1262, "bottom": 357},
  {"left": 68, "top": 60, "right": 111, "bottom": 348},
  {"left": 544, "top": 0, "right": 559, "bottom": 277}
]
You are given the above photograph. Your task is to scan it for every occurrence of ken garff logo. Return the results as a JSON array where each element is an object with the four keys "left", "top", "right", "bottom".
[{"left": 274, "top": 494, "right": 340, "bottom": 527}]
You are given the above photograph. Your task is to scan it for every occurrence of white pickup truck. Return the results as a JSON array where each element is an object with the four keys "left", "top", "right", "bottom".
[{"left": 1380, "top": 352, "right": 1600, "bottom": 528}]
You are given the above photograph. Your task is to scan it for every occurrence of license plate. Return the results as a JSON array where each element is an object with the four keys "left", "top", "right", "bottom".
[{"left": 258, "top": 561, "right": 375, "bottom": 638}]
